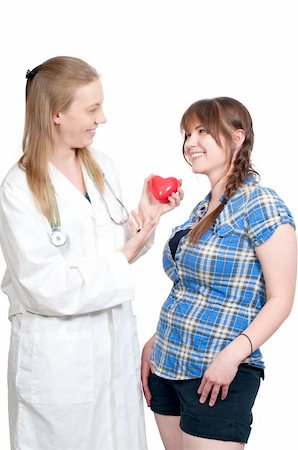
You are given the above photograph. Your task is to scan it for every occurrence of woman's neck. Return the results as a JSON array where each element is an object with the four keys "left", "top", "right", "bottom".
[
  {"left": 49, "top": 146, "right": 77, "bottom": 168},
  {"left": 49, "top": 149, "right": 87, "bottom": 195},
  {"left": 210, "top": 179, "right": 226, "bottom": 202},
  {"left": 204, "top": 177, "right": 227, "bottom": 215}
]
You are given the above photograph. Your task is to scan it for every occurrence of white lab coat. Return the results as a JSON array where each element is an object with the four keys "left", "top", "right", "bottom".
[{"left": 0, "top": 150, "right": 148, "bottom": 450}]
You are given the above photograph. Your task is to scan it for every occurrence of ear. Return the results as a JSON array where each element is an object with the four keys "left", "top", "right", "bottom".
[
  {"left": 53, "top": 112, "right": 61, "bottom": 125},
  {"left": 234, "top": 129, "right": 246, "bottom": 150}
]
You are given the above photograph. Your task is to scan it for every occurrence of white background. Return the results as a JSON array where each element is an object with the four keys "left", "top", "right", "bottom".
[{"left": 0, "top": 1, "right": 297, "bottom": 449}]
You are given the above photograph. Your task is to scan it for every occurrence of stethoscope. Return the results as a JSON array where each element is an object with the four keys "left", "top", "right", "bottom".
[{"left": 50, "top": 175, "right": 130, "bottom": 247}]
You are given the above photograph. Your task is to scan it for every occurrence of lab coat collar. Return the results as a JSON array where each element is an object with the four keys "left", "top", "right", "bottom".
[{"left": 48, "top": 162, "right": 96, "bottom": 218}]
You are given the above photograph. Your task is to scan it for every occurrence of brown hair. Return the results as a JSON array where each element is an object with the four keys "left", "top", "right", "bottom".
[
  {"left": 181, "top": 97, "right": 258, "bottom": 242},
  {"left": 20, "top": 56, "right": 105, "bottom": 225}
]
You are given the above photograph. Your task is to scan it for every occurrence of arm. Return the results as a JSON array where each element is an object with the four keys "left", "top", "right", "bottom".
[
  {"left": 0, "top": 182, "right": 137, "bottom": 317},
  {"left": 95, "top": 151, "right": 159, "bottom": 262},
  {"left": 121, "top": 210, "right": 158, "bottom": 263},
  {"left": 122, "top": 176, "right": 184, "bottom": 262},
  {"left": 141, "top": 333, "right": 156, "bottom": 407},
  {"left": 198, "top": 224, "right": 297, "bottom": 406}
]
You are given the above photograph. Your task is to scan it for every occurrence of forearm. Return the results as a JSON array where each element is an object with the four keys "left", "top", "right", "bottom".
[
  {"left": 242, "top": 295, "right": 292, "bottom": 350},
  {"left": 223, "top": 296, "right": 294, "bottom": 363}
]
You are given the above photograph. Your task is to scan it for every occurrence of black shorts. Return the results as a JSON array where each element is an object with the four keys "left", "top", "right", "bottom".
[{"left": 149, "top": 364, "right": 264, "bottom": 443}]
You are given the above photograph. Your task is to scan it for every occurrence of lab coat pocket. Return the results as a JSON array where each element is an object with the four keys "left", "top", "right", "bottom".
[{"left": 29, "top": 331, "right": 94, "bottom": 405}]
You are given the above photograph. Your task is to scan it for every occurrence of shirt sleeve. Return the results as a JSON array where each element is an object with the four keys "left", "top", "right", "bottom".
[
  {"left": 245, "top": 186, "right": 296, "bottom": 248},
  {"left": 0, "top": 178, "right": 135, "bottom": 317}
]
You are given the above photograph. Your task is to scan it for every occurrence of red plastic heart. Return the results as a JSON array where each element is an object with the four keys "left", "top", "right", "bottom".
[{"left": 149, "top": 175, "right": 179, "bottom": 203}]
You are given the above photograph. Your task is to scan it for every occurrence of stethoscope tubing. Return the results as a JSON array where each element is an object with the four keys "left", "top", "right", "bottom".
[{"left": 50, "top": 174, "right": 129, "bottom": 247}]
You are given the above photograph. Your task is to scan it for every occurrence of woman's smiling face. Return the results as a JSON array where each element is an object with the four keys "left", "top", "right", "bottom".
[
  {"left": 183, "top": 121, "right": 230, "bottom": 182},
  {"left": 53, "top": 79, "right": 106, "bottom": 150}
]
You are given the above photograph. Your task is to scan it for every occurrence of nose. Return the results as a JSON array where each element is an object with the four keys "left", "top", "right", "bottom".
[
  {"left": 94, "top": 108, "right": 107, "bottom": 125},
  {"left": 186, "top": 133, "right": 198, "bottom": 147}
]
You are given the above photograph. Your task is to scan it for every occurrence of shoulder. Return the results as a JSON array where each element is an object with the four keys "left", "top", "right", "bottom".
[
  {"left": 223, "top": 180, "right": 295, "bottom": 230},
  {"left": 89, "top": 147, "right": 122, "bottom": 195},
  {"left": 0, "top": 162, "right": 28, "bottom": 193},
  {"left": 0, "top": 162, "right": 36, "bottom": 214},
  {"left": 229, "top": 179, "right": 288, "bottom": 209},
  {"left": 242, "top": 182, "right": 296, "bottom": 240},
  {"left": 89, "top": 148, "right": 118, "bottom": 178},
  {"left": 244, "top": 182, "right": 290, "bottom": 211}
]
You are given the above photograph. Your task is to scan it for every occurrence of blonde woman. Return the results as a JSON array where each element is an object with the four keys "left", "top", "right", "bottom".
[{"left": 0, "top": 56, "right": 182, "bottom": 450}]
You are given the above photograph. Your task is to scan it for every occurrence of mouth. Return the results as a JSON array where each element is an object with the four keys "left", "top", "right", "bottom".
[
  {"left": 86, "top": 128, "right": 97, "bottom": 137},
  {"left": 190, "top": 152, "right": 205, "bottom": 160}
]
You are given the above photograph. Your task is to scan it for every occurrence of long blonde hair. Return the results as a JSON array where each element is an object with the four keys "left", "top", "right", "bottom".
[
  {"left": 181, "top": 97, "right": 259, "bottom": 243},
  {"left": 20, "top": 56, "right": 105, "bottom": 225}
]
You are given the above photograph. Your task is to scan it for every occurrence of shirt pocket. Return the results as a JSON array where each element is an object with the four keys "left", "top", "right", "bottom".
[
  {"left": 16, "top": 330, "right": 94, "bottom": 405},
  {"left": 213, "top": 222, "right": 243, "bottom": 249},
  {"left": 214, "top": 222, "right": 235, "bottom": 237}
]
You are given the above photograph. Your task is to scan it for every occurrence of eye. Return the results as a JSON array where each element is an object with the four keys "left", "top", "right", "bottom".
[
  {"left": 198, "top": 126, "right": 206, "bottom": 134},
  {"left": 89, "top": 105, "right": 100, "bottom": 113}
]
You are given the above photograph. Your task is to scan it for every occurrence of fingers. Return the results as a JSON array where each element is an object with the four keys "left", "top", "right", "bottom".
[
  {"left": 142, "top": 174, "right": 154, "bottom": 193},
  {"left": 145, "top": 173, "right": 154, "bottom": 183},
  {"left": 122, "top": 219, "right": 156, "bottom": 262},
  {"left": 169, "top": 187, "right": 184, "bottom": 204},
  {"left": 197, "top": 378, "right": 211, "bottom": 403},
  {"left": 129, "top": 210, "right": 143, "bottom": 234},
  {"left": 163, "top": 191, "right": 183, "bottom": 212},
  {"left": 221, "top": 385, "right": 229, "bottom": 400},
  {"left": 142, "top": 377, "right": 152, "bottom": 407},
  {"left": 141, "top": 337, "right": 155, "bottom": 407},
  {"left": 129, "top": 207, "right": 158, "bottom": 235},
  {"left": 207, "top": 385, "right": 221, "bottom": 407},
  {"left": 141, "top": 362, "right": 152, "bottom": 407},
  {"left": 198, "top": 378, "right": 229, "bottom": 407},
  {"left": 178, "top": 186, "right": 184, "bottom": 200}
]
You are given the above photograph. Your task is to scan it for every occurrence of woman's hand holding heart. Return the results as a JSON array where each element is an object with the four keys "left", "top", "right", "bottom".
[{"left": 138, "top": 174, "right": 183, "bottom": 222}]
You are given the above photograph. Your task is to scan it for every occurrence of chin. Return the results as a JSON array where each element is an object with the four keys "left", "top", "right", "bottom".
[
  {"left": 192, "top": 164, "right": 208, "bottom": 175},
  {"left": 79, "top": 139, "right": 93, "bottom": 148}
]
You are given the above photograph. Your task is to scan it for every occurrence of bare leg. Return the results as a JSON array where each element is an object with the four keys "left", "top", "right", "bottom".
[
  {"left": 154, "top": 413, "right": 183, "bottom": 450},
  {"left": 182, "top": 432, "right": 245, "bottom": 450}
]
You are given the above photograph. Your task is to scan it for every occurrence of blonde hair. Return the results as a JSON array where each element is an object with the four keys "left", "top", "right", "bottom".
[
  {"left": 20, "top": 56, "right": 105, "bottom": 224},
  {"left": 180, "top": 97, "right": 258, "bottom": 242}
]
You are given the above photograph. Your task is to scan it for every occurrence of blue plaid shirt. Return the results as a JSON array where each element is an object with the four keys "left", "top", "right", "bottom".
[{"left": 151, "top": 179, "right": 295, "bottom": 380}]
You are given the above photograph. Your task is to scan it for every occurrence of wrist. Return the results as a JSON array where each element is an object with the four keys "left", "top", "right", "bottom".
[
  {"left": 121, "top": 248, "right": 133, "bottom": 264},
  {"left": 238, "top": 333, "right": 254, "bottom": 355},
  {"left": 221, "top": 336, "right": 251, "bottom": 365}
]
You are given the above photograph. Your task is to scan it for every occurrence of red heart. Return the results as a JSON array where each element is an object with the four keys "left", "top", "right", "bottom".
[{"left": 149, "top": 175, "right": 179, "bottom": 203}]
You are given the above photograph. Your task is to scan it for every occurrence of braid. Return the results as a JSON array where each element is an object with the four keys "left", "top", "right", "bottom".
[
  {"left": 224, "top": 143, "right": 255, "bottom": 199},
  {"left": 188, "top": 203, "right": 225, "bottom": 243}
]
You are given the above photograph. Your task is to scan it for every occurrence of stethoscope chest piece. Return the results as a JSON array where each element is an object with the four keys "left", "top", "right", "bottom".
[{"left": 50, "top": 227, "right": 68, "bottom": 247}]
